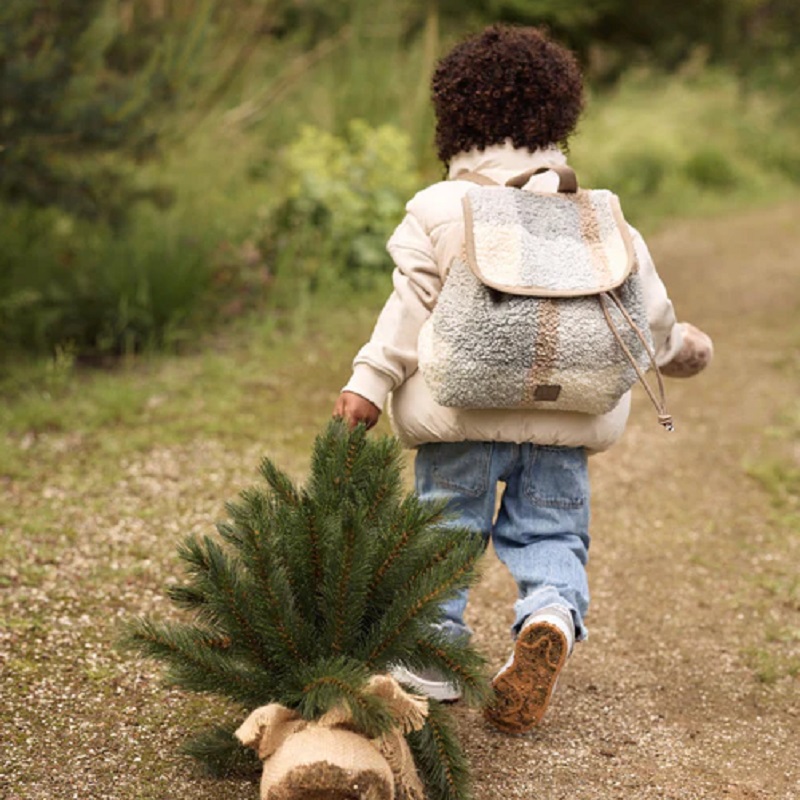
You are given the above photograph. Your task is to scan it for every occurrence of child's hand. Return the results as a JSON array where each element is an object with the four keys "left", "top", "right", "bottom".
[
  {"left": 333, "top": 391, "right": 382, "bottom": 430},
  {"left": 661, "top": 322, "right": 714, "bottom": 378}
]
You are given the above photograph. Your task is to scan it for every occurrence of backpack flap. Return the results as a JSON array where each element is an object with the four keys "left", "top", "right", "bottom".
[{"left": 462, "top": 187, "right": 635, "bottom": 297}]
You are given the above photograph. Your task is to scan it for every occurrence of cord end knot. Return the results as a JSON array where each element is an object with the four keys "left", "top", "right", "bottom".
[{"left": 659, "top": 414, "right": 675, "bottom": 432}]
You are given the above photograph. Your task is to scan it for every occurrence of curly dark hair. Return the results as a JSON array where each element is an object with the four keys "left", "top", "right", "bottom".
[{"left": 431, "top": 25, "right": 584, "bottom": 165}]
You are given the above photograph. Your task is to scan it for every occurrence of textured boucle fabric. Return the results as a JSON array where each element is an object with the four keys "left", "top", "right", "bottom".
[
  {"left": 419, "top": 186, "right": 653, "bottom": 414},
  {"left": 466, "top": 187, "right": 633, "bottom": 295}
]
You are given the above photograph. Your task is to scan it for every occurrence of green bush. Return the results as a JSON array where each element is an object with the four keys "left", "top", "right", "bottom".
[
  {"left": 256, "top": 120, "right": 421, "bottom": 291},
  {"left": 0, "top": 0, "right": 213, "bottom": 224},
  {"left": 757, "top": 141, "right": 800, "bottom": 185},
  {"left": 572, "top": 69, "right": 800, "bottom": 226},
  {"left": 684, "top": 147, "right": 739, "bottom": 189},
  {"left": 600, "top": 149, "right": 670, "bottom": 200},
  {"left": 0, "top": 119, "right": 420, "bottom": 362},
  {"left": 0, "top": 205, "right": 218, "bottom": 359}
]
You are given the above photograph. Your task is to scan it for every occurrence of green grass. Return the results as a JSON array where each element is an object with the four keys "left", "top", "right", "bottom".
[
  {"left": 0, "top": 284, "right": 392, "bottom": 478},
  {"left": 570, "top": 68, "right": 800, "bottom": 230}
]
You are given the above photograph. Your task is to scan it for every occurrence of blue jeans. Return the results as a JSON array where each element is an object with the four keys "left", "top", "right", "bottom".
[{"left": 415, "top": 441, "right": 590, "bottom": 642}]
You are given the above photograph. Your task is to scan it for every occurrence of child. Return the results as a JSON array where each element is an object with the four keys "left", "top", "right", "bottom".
[{"left": 333, "top": 24, "right": 712, "bottom": 734}]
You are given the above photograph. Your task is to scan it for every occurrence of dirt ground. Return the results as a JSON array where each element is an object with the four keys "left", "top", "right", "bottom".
[
  {"left": 458, "top": 203, "right": 800, "bottom": 800},
  {"left": 1, "top": 203, "right": 798, "bottom": 799}
]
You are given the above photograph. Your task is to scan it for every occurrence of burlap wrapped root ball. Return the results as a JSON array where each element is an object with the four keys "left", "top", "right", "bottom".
[{"left": 236, "top": 675, "right": 428, "bottom": 800}]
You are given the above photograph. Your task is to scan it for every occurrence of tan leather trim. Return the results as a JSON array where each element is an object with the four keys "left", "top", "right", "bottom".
[
  {"left": 462, "top": 194, "right": 478, "bottom": 285},
  {"left": 506, "top": 165, "right": 578, "bottom": 192},
  {"left": 455, "top": 169, "right": 499, "bottom": 186}
]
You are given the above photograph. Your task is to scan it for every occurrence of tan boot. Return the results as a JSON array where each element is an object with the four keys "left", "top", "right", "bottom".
[{"left": 484, "top": 617, "right": 569, "bottom": 734}]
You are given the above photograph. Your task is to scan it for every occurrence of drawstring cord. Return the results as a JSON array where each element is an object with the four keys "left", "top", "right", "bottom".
[{"left": 598, "top": 291, "right": 674, "bottom": 432}]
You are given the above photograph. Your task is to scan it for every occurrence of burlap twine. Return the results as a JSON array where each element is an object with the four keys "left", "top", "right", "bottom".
[{"left": 236, "top": 675, "right": 429, "bottom": 800}]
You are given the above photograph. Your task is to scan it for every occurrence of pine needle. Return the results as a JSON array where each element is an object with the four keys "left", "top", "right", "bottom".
[
  {"left": 181, "top": 726, "right": 260, "bottom": 778},
  {"left": 122, "top": 420, "right": 482, "bottom": 799},
  {"left": 407, "top": 701, "right": 473, "bottom": 800}
]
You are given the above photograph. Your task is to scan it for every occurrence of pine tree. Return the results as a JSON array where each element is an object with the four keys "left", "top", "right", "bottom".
[
  {"left": 0, "top": 0, "right": 212, "bottom": 225},
  {"left": 123, "top": 420, "right": 488, "bottom": 800}
]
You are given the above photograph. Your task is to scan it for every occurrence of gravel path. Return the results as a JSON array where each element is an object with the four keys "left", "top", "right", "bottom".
[
  {"left": 459, "top": 203, "right": 800, "bottom": 799},
  {"left": 1, "top": 204, "right": 798, "bottom": 799}
]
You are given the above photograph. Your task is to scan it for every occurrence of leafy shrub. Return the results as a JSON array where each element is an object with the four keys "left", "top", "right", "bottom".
[
  {"left": 598, "top": 148, "right": 670, "bottom": 200},
  {"left": 757, "top": 141, "right": 800, "bottom": 185},
  {"left": 257, "top": 120, "right": 421, "bottom": 290},
  {"left": 0, "top": 205, "right": 218, "bottom": 359},
  {"left": 684, "top": 147, "right": 739, "bottom": 189}
]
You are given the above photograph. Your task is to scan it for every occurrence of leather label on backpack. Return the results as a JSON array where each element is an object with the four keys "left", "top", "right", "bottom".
[{"left": 533, "top": 384, "right": 562, "bottom": 402}]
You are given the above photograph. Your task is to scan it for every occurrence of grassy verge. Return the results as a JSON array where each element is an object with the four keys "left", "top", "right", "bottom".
[
  {"left": 0, "top": 283, "right": 394, "bottom": 474},
  {"left": 570, "top": 67, "right": 800, "bottom": 231}
]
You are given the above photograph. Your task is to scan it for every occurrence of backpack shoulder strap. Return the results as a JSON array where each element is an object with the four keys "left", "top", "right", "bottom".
[
  {"left": 454, "top": 170, "right": 498, "bottom": 186},
  {"left": 506, "top": 165, "right": 578, "bottom": 193},
  {"left": 456, "top": 166, "right": 579, "bottom": 192}
]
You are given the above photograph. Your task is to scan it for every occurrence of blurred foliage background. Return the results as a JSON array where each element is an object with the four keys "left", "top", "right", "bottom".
[{"left": 2, "top": 0, "right": 799, "bottom": 365}]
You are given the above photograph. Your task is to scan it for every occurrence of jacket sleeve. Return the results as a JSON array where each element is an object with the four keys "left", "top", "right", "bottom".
[
  {"left": 630, "top": 227, "right": 684, "bottom": 366},
  {"left": 341, "top": 207, "right": 442, "bottom": 409}
]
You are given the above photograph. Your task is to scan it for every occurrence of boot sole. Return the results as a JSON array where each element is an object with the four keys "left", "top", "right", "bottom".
[{"left": 484, "top": 621, "right": 567, "bottom": 734}]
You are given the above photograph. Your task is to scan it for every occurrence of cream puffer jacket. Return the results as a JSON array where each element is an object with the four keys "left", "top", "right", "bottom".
[{"left": 342, "top": 142, "right": 684, "bottom": 452}]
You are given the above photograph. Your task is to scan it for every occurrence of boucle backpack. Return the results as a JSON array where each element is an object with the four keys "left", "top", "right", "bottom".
[{"left": 418, "top": 166, "right": 673, "bottom": 430}]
